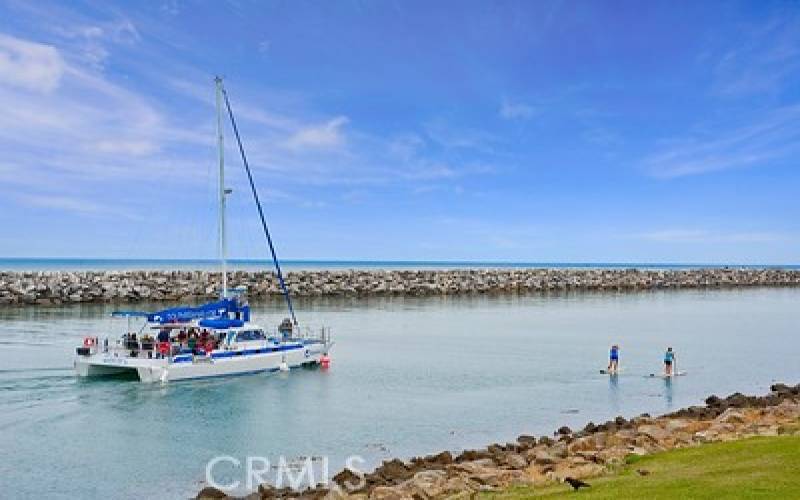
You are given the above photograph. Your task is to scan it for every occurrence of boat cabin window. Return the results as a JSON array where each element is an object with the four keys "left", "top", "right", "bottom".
[{"left": 235, "top": 330, "right": 266, "bottom": 342}]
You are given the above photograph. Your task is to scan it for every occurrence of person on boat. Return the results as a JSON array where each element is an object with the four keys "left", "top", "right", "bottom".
[
  {"left": 157, "top": 328, "right": 170, "bottom": 359},
  {"left": 608, "top": 344, "right": 620, "bottom": 373},
  {"left": 664, "top": 347, "right": 676, "bottom": 376},
  {"left": 279, "top": 318, "right": 293, "bottom": 340},
  {"left": 188, "top": 331, "right": 197, "bottom": 354},
  {"left": 158, "top": 328, "right": 169, "bottom": 340}
]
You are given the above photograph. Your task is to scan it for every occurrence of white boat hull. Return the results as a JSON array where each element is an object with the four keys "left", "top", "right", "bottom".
[{"left": 75, "top": 341, "right": 331, "bottom": 383}]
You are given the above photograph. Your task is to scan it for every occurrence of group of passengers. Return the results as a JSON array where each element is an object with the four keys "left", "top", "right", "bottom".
[{"left": 154, "top": 327, "right": 223, "bottom": 358}]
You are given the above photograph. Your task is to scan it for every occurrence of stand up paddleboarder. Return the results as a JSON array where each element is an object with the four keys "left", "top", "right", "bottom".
[
  {"left": 608, "top": 344, "right": 620, "bottom": 373},
  {"left": 664, "top": 347, "right": 676, "bottom": 376}
]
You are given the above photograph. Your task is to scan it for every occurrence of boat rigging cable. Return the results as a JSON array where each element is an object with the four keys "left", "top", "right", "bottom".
[{"left": 220, "top": 80, "right": 299, "bottom": 326}]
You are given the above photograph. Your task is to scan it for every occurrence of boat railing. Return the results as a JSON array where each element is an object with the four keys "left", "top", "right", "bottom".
[
  {"left": 101, "top": 335, "right": 161, "bottom": 359},
  {"left": 82, "top": 325, "right": 331, "bottom": 360},
  {"left": 271, "top": 325, "right": 331, "bottom": 344},
  {"left": 89, "top": 335, "right": 185, "bottom": 360}
]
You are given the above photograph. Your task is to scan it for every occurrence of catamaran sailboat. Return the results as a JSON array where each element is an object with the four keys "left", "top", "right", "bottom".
[{"left": 74, "top": 77, "right": 333, "bottom": 383}]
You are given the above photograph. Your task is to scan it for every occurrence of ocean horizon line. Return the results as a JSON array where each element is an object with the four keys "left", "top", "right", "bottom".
[{"left": 1, "top": 257, "right": 798, "bottom": 271}]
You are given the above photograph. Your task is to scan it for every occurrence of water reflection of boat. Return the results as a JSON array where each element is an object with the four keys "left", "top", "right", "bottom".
[{"left": 74, "top": 78, "right": 333, "bottom": 382}]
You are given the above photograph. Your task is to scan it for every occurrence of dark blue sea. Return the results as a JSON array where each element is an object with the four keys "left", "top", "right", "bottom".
[{"left": 1, "top": 258, "right": 797, "bottom": 271}]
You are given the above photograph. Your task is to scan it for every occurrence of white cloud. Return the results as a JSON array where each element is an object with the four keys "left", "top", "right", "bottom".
[
  {"left": 52, "top": 18, "right": 140, "bottom": 69},
  {"left": 164, "top": 75, "right": 500, "bottom": 188},
  {"left": 57, "top": 20, "right": 140, "bottom": 45},
  {"left": 0, "top": 23, "right": 499, "bottom": 213},
  {"left": 16, "top": 193, "right": 140, "bottom": 220},
  {"left": 19, "top": 193, "right": 105, "bottom": 214},
  {"left": 0, "top": 33, "right": 64, "bottom": 92},
  {"left": 0, "top": 32, "right": 200, "bottom": 190},
  {"left": 91, "top": 139, "right": 159, "bottom": 156},
  {"left": 285, "top": 116, "right": 349, "bottom": 150},
  {"left": 165, "top": 75, "right": 494, "bottom": 188},
  {"left": 500, "top": 99, "right": 536, "bottom": 120}
]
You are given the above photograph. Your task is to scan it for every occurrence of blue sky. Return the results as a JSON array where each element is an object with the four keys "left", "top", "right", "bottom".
[{"left": 0, "top": 0, "right": 798, "bottom": 263}]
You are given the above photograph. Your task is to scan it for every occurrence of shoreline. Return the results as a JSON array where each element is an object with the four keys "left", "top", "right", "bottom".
[
  {"left": 2, "top": 268, "right": 800, "bottom": 305},
  {"left": 197, "top": 383, "right": 800, "bottom": 499}
]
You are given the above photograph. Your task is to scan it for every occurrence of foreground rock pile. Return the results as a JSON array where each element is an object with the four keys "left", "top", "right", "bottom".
[
  {"left": 2, "top": 268, "right": 799, "bottom": 305},
  {"left": 197, "top": 383, "right": 800, "bottom": 500}
]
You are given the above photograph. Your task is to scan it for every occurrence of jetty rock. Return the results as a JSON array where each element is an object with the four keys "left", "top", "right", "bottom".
[
  {"left": 195, "top": 383, "right": 800, "bottom": 499},
  {"left": 2, "top": 267, "right": 799, "bottom": 305}
]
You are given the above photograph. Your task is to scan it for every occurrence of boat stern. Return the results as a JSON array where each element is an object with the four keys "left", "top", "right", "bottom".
[{"left": 74, "top": 348, "right": 166, "bottom": 382}]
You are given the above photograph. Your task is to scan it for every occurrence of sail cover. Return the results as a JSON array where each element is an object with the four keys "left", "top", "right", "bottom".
[{"left": 111, "top": 298, "right": 249, "bottom": 324}]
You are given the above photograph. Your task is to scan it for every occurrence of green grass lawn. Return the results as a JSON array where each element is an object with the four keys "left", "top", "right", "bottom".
[{"left": 485, "top": 435, "right": 800, "bottom": 499}]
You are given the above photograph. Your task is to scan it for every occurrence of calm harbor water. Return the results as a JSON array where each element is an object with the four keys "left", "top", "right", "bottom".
[{"left": 1, "top": 288, "right": 798, "bottom": 499}]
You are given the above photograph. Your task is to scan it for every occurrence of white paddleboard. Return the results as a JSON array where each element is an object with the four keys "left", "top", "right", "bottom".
[{"left": 647, "top": 371, "right": 687, "bottom": 378}]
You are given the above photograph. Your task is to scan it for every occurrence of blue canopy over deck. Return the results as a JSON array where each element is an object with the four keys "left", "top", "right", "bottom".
[
  {"left": 198, "top": 318, "right": 245, "bottom": 329},
  {"left": 112, "top": 298, "right": 250, "bottom": 325}
]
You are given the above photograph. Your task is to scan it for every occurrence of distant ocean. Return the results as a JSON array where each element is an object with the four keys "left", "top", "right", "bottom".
[{"left": 0, "top": 258, "right": 797, "bottom": 271}]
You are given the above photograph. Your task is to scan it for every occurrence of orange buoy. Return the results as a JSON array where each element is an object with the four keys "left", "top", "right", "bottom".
[{"left": 320, "top": 354, "right": 331, "bottom": 368}]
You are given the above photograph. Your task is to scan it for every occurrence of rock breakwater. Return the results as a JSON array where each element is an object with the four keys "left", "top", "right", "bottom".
[
  {"left": 197, "top": 383, "right": 800, "bottom": 499},
  {"left": 2, "top": 268, "right": 799, "bottom": 305}
]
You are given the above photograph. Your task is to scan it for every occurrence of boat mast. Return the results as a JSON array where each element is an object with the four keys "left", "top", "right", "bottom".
[
  {"left": 219, "top": 82, "right": 299, "bottom": 326},
  {"left": 215, "top": 76, "right": 228, "bottom": 299}
]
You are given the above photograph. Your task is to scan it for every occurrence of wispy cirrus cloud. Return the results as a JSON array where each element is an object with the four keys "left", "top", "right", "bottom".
[
  {"left": 164, "top": 76, "right": 302, "bottom": 133},
  {"left": 642, "top": 105, "right": 800, "bottom": 179},
  {"left": 423, "top": 119, "right": 499, "bottom": 152},
  {"left": 167, "top": 76, "right": 502, "bottom": 188},
  {"left": 91, "top": 139, "right": 159, "bottom": 156},
  {"left": 160, "top": 0, "right": 181, "bottom": 17},
  {"left": 0, "top": 3, "right": 502, "bottom": 221},
  {"left": 52, "top": 19, "right": 139, "bottom": 69},
  {"left": 640, "top": 11, "right": 800, "bottom": 180},
  {"left": 709, "top": 13, "right": 800, "bottom": 97},
  {"left": 16, "top": 193, "right": 141, "bottom": 220},
  {"left": 499, "top": 99, "right": 536, "bottom": 120},
  {"left": 0, "top": 20, "right": 228, "bottom": 192},
  {"left": 0, "top": 34, "right": 170, "bottom": 181}
]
